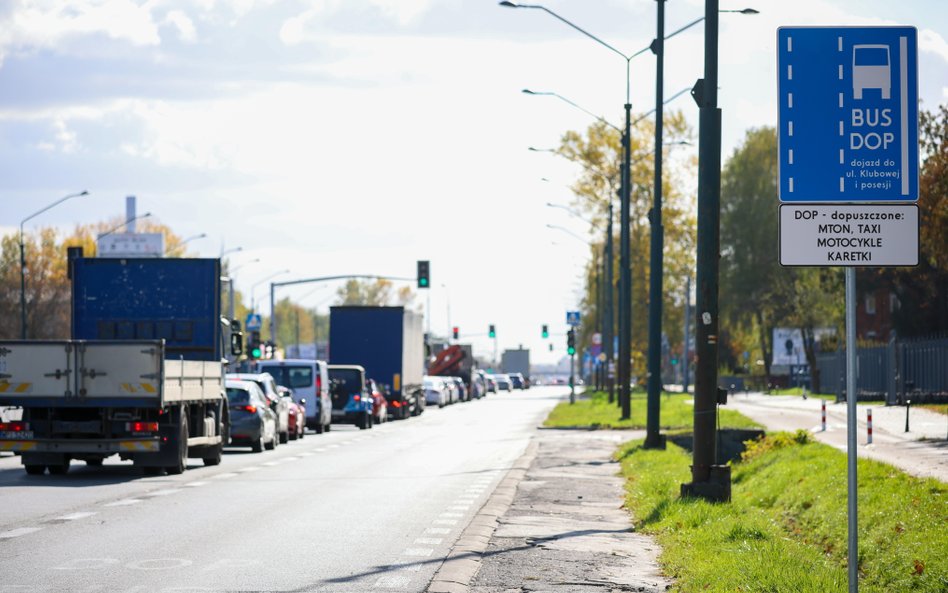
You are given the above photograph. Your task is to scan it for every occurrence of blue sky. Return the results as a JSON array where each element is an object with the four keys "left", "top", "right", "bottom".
[{"left": 2, "top": 0, "right": 946, "bottom": 363}]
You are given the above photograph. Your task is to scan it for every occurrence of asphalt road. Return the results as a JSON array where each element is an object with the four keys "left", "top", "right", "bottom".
[{"left": 0, "top": 386, "right": 565, "bottom": 593}]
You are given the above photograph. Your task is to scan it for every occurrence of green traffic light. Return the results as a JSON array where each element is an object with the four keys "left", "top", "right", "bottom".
[
  {"left": 567, "top": 347, "right": 576, "bottom": 355},
  {"left": 251, "top": 347, "right": 262, "bottom": 358},
  {"left": 420, "top": 278, "right": 428, "bottom": 286}
]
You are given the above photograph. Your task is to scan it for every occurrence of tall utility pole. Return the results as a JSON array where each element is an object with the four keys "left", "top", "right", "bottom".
[
  {"left": 644, "top": 0, "right": 667, "bottom": 449},
  {"left": 605, "top": 202, "right": 615, "bottom": 403},
  {"left": 682, "top": 0, "right": 730, "bottom": 502}
]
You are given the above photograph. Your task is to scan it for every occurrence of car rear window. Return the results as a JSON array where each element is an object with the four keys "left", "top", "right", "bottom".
[
  {"left": 329, "top": 369, "right": 362, "bottom": 395},
  {"left": 226, "top": 387, "right": 250, "bottom": 404},
  {"left": 260, "top": 365, "right": 314, "bottom": 390}
]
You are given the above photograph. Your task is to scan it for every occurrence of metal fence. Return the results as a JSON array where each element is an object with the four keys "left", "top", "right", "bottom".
[{"left": 816, "top": 335, "right": 948, "bottom": 404}]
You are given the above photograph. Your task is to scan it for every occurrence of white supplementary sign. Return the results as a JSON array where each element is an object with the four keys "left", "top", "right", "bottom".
[
  {"left": 779, "top": 204, "right": 918, "bottom": 266},
  {"left": 97, "top": 233, "right": 164, "bottom": 258}
]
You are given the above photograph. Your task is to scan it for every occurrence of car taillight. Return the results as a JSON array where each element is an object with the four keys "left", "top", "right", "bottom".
[
  {"left": 0, "top": 422, "right": 29, "bottom": 432},
  {"left": 125, "top": 422, "right": 158, "bottom": 432},
  {"left": 243, "top": 405, "right": 257, "bottom": 413},
  {"left": 316, "top": 375, "right": 322, "bottom": 393},
  {"left": 353, "top": 395, "right": 360, "bottom": 402},
  {"left": 391, "top": 401, "right": 401, "bottom": 407}
]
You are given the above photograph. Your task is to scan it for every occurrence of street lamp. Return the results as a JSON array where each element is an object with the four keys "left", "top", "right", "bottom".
[
  {"left": 167, "top": 233, "right": 207, "bottom": 256},
  {"left": 97, "top": 212, "right": 152, "bottom": 240},
  {"left": 645, "top": 3, "right": 757, "bottom": 452},
  {"left": 250, "top": 269, "right": 290, "bottom": 313},
  {"left": 19, "top": 190, "right": 89, "bottom": 339},
  {"left": 220, "top": 246, "right": 243, "bottom": 258},
  {"left": 230, "top": 258, "right": 260, "bottom": 275}
]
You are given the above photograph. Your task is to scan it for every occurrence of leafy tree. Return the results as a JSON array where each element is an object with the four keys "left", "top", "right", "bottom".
[
  {"left": 862, "top": 104, "right": 948, "bottom": 336},
  {"left": 335, "top": 278, "right": 416, "bottom": 308},
  {"left": 559, "top": 110, "right": 696, "bottom": 384}
]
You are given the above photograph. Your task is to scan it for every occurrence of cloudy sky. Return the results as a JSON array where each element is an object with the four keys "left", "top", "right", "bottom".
[{"left": 2, "top": 0, "right": 946, "bottom": 364}]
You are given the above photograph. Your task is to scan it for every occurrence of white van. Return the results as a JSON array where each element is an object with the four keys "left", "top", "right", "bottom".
[{"left": 256, "top": 359, "right": 332, "bottom": 433}]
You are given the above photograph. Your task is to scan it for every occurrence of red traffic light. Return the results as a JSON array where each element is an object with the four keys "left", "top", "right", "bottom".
[{"left": 452, "top": 326, "right": 459, "bottom": 339}]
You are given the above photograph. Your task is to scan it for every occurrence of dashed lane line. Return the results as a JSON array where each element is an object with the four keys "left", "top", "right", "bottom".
[
  {"left": 184, "top": 481, "right": 208, "bottom": 487},
  {"left": 52, "top": 512, "right": 97, "bottom": 522},
  {"left": 103, "top": 499, "right": 143, "bottom": 507},
  {"left": 414, "top": 538, "right": 442, "bottom": 545},
  {"left": 144, "top": 489, "right": 181, "bottom": 497},
  {"left": 0, "top": 527, "right": 43, "bottom": 539},
  {"left": 424, "top": 527, "right": 450, "bottom": 535},
  {"left": 402, "top": 548, "right": 434, "bottom": 557},
  {"left": 374, "top": 574, "right": 411, "bottom": 588},
  {"left": 433, "top": 519, "right": 457, "bottom": 526}
]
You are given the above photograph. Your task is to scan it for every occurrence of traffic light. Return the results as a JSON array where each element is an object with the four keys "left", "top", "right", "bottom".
[
  {"left": 488, "top": 324, "right": 496, "bottom": 338},
  {"left": 541, "top": 324, "right": 549, "bottom": 339},
  {"left": 452, "top": 326, "right": 459, "bottom": 339},
  {"left": 249, "top": 330, "right": 262, "bottom": 359},
  {"left": 549, "top": 343, "right": 554, "bottom": 351},
  {"left": 417, "top": 260, "right": 430, "bottom": 289},
  {"left": 566, "top": 329, "right": 576, "bottom": 356}
]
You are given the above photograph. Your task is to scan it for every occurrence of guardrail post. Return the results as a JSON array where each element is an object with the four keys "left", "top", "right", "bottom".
[{"left": 867, "top": 408, "right": 873, "bottom": 444}]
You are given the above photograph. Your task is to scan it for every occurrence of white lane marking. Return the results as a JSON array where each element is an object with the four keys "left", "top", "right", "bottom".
[
  {"left": 0, "top": 527, "right": 42, "bottom": 539},
  {"left": 788, "top": 93, "right": 793, "bottom": 109},
  {"left": 440, "top": 512, "right": 463, "bottom": 518},
  {"left": 213, "top": 472, "right": 238, "bottom": 479},
  {"left": 145, "top": 489, "right": 181, "bottom": 497},
  {"left": 838, "top": 36, "right": 843, "bottom": 52},
  {"left": 839, "top": 149, "right": 845, "bottom": 164},
  {"left": 433, "top": 519, "right": 457, "bottom": 526},
  {"left": 126, "top": 558, "right": 193, "bottom": 570},
  {"left": 402, "top": 548, "right": 433, "bottom": 557},
  {"left": 840, "top": 177, "right": 845, "bottom": 192},
  {"left": 238, "top": 466, "right": 260, "bottom": 473},
  {"left": 839, "top": 92, "right": 844, "bottom": 108},
  {"left": 54, "top": 512, "right": 96, "bottom": 521},
  {"left": 327, "top": 444, "right": 340, "bottom": 449},
  {"left": 375, "top": 574, "right": 411, "bottom": 588},
  {"left": 103, "top": 498, "right": 142, "bottom": 507},
  {"left": 424, "top": 527, "right": 450, "bottom": 535},
  {"left": 789, "top": 178, "right": 794, "bottom": 193},
  {"left": 263, "top": 461, "right": 280, "bottom": 467},
  {"left": 415, "top": 538, "right": 443, "bottom": 545},
  {"left": 838, "top": 64, "right": 843, "bottom": 80},
  {"left": 447, "top": 506, "right": 469, "bottom": 512},
  {"left": 185, "top": 481, "right": 208, "bottom": 487},
  {"left": 788, "top": 36, "right": 792, "bottom": 52},
  {"left": 787, "top": 64, "right": 793, "bottom": 80},
  {"left": 298, "top": 452, "right": 313, "bottom": 457},
  {"left": 284, "top": 456, "right": 300, "bottom": 462}
]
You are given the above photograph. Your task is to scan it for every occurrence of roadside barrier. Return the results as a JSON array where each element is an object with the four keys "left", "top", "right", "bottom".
[{"left": 867, "top": 408, "right": 873, "bottom": 444}]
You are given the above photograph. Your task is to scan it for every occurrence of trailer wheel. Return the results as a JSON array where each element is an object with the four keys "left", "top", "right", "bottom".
[
  {"left": 24, "top": 465, "right": 46, "bottom": 475},
  {"left": 48, "top": 458, "right": 71, "bottom": 475},
  {"left": 143, "top": 466, "right": 163, "bottom": 476},
  {"left": 165, "top": 412, "right": 188, "bottom": 475},
  {"left": 203, "top": 443, "right": 223, "bottom": 466}
]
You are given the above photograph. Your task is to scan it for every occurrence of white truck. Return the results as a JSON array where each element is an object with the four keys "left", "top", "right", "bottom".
[{"left": 0, "top": 255, "right": 242, "bottom": 475}]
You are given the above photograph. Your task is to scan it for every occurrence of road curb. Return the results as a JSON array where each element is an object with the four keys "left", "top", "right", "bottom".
[{"left": 425, "top": 438, "right": 539, "bottom": 593}]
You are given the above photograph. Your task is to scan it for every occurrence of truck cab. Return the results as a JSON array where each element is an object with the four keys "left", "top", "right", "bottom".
[{"left": 327, "top": 365, "right": 374, "bottom": 430}]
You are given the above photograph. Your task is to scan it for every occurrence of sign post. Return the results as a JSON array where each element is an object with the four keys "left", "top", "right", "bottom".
[{"left": 777, "top": 26, "right": 919, "bottom": 593}]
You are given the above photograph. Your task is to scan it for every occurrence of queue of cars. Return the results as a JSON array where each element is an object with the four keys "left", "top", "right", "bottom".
[{"left": 223, "top": 362, "right": 530, "bottom": 454}]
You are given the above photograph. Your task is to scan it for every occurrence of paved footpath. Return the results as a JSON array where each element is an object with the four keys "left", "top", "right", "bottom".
[
  {"left": 727, "top": 392, "right": 948, "bottom": 483},
  {"left": 428, "top": 429, "right": 671, "bottom": 593}
]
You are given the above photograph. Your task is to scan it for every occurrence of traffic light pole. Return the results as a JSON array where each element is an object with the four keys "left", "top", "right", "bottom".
[
  {"left": 618, "top": 101, "right": 632, "bottom": 421},
  {"left": 644, "top": 0, "right": 667, "bottom": 450},
  {"left": 682, "top": 0, "right": 730, "bottom": 502},
  {"left": 605, "top": 202, "right": 615, "bottom": 404}
]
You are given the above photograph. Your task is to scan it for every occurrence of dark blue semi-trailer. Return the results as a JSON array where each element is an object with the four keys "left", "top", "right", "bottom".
[{"left": 328, "top": 306, "right": 424, "bottom": 419}]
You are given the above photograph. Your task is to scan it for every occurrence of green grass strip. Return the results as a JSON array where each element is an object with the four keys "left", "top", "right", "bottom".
[
  {"left": 543, "top": 390, "right": 760, "bottom": 430},
  {"left": 617, "top": 433, "right": 948, "bottom": 593}
]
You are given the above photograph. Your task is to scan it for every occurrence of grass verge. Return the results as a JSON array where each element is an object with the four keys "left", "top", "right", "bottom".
[
  {"left": 543, "top": 389, "right": 760, "bottom": 430},
  {"left": 918, "top": 403, "right": 947, "bottom": 416},
  {"left": 618, "top": 432, "right": 948, "bottom": 592}
]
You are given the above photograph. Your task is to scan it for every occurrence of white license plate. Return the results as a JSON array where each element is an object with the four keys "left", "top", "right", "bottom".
[{"left": 0, "top": 431, "right": 32, "bottom": 440}]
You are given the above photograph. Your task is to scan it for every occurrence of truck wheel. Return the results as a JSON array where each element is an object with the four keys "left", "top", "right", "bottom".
[
  {"left": 24, "top": 465, "right": 46, "bottom": 475},
  {"left": 165, "top": 414, "right": 188, "bottom": 475},
  {"left": 203, "top": 442, "right": 223, "bottom": 466},
  {"left": 48, "top": 458, "right": 71, "bottom": 475}
]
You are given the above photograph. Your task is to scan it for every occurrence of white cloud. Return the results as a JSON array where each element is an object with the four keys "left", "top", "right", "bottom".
[
  {"left": 0, "top": 1, "right": 162, "bottom": 65},
  {"left": 163, "top": 10, "right": 197, "bottom": 43},
  {"left": 920, "top": 28, "right": 948, "bottom": 63}
]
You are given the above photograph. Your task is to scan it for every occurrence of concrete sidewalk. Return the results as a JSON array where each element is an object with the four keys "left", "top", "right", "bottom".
[
  {"left": 427, "top": 429, "right": 671, "bottom": 593},
  {"left": 727, "top": 392, "right": 948, "bottom": 482}
]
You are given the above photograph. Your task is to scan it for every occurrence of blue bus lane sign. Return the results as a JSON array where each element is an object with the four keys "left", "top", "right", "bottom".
[{"left": 778, "top": 26, "right": 918, "bottom": 202}]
